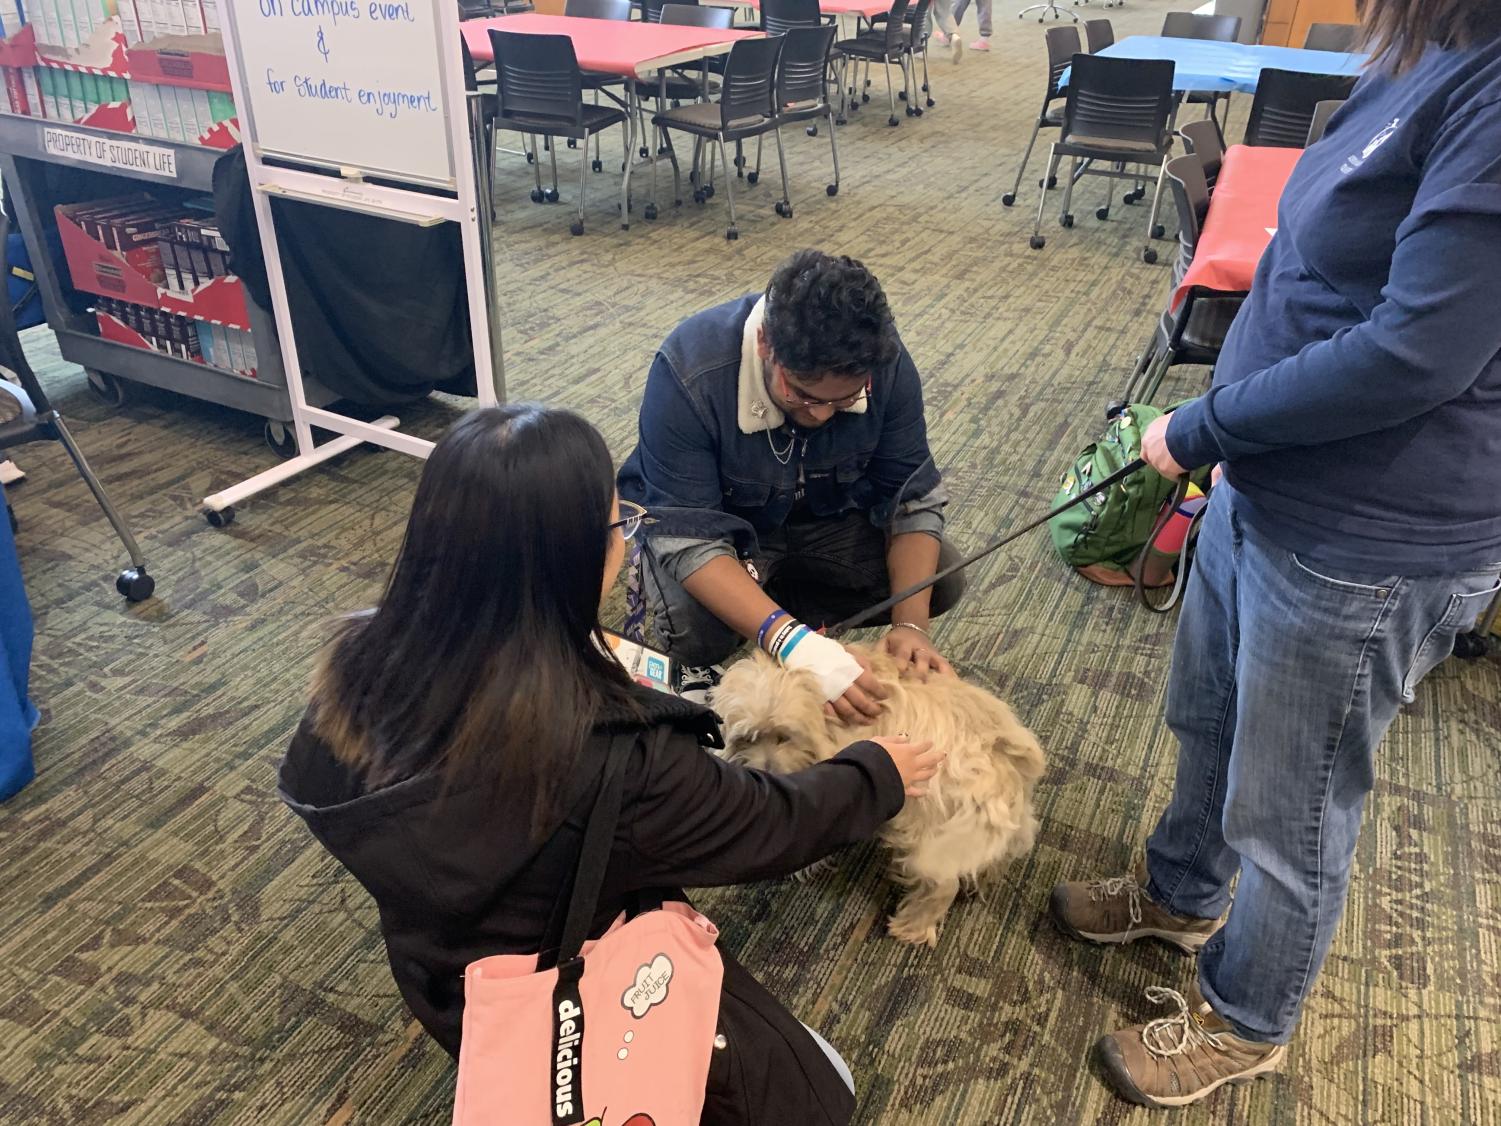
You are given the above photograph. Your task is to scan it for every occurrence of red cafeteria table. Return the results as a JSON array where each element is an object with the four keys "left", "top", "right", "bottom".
[{"left": 462, "top": 14, "right": 761, "bottom": 229}]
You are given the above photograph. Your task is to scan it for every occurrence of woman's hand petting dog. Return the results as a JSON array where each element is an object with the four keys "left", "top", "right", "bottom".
[
  {"left": 881, "top": 626, "right": 954, "bottom": 682},
  {"left": 871, "top": 735, "right": 945, "bottom": 798},
  {"left": 824, "top": 646, "right": 889, "bottom": 724}
]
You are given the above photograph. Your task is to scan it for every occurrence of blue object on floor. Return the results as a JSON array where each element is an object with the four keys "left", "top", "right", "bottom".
[
  {"left": 1058, "top": 36, "right": 1368, "bottom": 93},
  {"left": 0, "top": 482, "right": 37, "bottom": 801},
  {"left": 7, "top": 228, "right": 58, "bottom": 331}
]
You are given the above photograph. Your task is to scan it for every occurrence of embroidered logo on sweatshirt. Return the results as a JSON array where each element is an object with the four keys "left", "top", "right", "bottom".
[{"left": 1341, "top": 117, "right": 1402, "bottom": 175}]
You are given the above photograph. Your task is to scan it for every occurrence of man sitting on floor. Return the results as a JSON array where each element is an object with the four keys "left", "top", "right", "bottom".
[{"left": 618, "top": 248, "right": 964, "bottom": 719}]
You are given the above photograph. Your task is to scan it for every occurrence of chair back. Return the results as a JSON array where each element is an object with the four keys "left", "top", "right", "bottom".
[
  {"left": 490, "top": 30, "right": 583, "bottom": 126},
  {"left": 1161, "top": 12, "right": 1241, "bottom": 42},
  {"left": 1177, "top": 118, "right": 1222, "bottom": 187},
  {"left": 1244, "top": 68, "right": 1357, "bottom": 148},
  {"left": 1084, "top": 18, "right": 1113, "bottom": 54},
  {"left": 1303, "top": 22, "right": 1358, "bottom": 52},
  {"left": 1165, "top": 153, "right": 1209, "bottom": 281},
  {"left": 777, "top": 25, "right": 834, "bottom": 110},
  {"left": 565, "top": 0, "right": 631, "bottom": 17},
  {"left": 461, "top": 34, "right": 481, "bottom": 91},
  {"left": 457, "top": 0, "right": 496, "bottom": 18},
  {"left": 762, "top": 0, "right": 820, "bottom": 36},
  {"left": 906, "top": 0, "right": 931, "bottom": 48},
  {"left": 875, "top": 0, "right": 911, "bottom": 51},
  {"left": 718, "top": 35, "right": 784, "bottom": 127},
  {"left": 1305, "top": 98, "right": 1344, "bottom": 145},
  {"left": 1044, "top": 25, "right": 1082, "bottom": 102},
  {"left": 1062, "top": 54, "right": 1176, "bottom": 150},
  {"left": 662, "top": 1, "right": 727, "bottom": 25}
]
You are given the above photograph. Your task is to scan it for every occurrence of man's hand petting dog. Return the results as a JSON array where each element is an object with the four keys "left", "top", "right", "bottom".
[
  {"left": 882, "top": 625, "right": 954, "bottom": 681},
  {"left": 824, "top": 647, "right": 889, "bottom": 724},
  {"left": 871, "top": 735, "right": 944, "bottom": 798}
]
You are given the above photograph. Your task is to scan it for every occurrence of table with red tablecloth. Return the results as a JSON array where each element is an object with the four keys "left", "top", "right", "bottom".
[
  {"left": 463, "top": 14, "right": 762, "bottom": 227},
  {"left": 1172, "top": 144, "right": 1303, "bottom": 311}
]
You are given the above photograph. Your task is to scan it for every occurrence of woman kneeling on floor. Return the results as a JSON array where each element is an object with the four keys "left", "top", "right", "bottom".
[{"left": 277, "top": 404, "right": 941, "bottom": 1125}]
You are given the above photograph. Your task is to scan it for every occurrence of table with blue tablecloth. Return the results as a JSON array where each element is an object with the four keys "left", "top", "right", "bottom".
[{"left": 1059, "top": 35, "right": 1368, "bottom": 93}]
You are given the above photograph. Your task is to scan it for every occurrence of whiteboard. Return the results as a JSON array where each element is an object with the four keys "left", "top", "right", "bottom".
[{"left": 223, "top": 0, "right": 459, "bottom": 189}]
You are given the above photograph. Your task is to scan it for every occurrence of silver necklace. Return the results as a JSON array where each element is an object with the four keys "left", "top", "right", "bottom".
[{"left": 766, "top": 425, "right": 797, "bottom": 465}]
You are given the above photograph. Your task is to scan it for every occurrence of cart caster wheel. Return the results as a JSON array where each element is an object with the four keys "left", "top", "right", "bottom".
[
  {"left": 1143, "top": 248, "right": 1159, "bottom": 265},
  {"left": 1030, "top": 235, "right": 1046, "bottom": 250},
  {"left": 826, "top": 183, "right": 838, "bottom": 197},
  {"left": 1096, "top": 206, "right": 1110, "bottom": 220},
  {"left": 747, "top": 171, "right": 759, "bottom": 185},
  {"left": 644, "top": 203, "right": 658, "bottom": 221},
  {"left": 569, "top": 220, "right": 585, "bottom": 236},
  {"left": 725, "top": 226, "right": 739, "bottom": 241},
  {"left": 861, "top": 93, "right": 870, "bottom": 103},
  {"left": 264, "top": 419, "right": 298, "bottom": 459},
  {"left": 806, "top": 124, "right": 818, "bottom": 136},
  {"left": 85, "top": 369, "right": 128, "bottom": 407},
  {"left": 1001, "top": 192, "right": 1016, "bottom": 207},
  {"left": 592, "top": 159, "right": 603, "bottom": 172},
  {"left": 775, "top": 200, "right": 792, "bottom": 218},
  {"left": 1152, "top": 223, "right": 1166, "bottom": 239},
  {"left": 530, "top": 188, "right": 545, "bottom": 203},
  {"left": 544, "top": 188, "right": 560, "bottom": 203},
  {"left": 888, "top": 115, "right": 899, "bottom": 126},
  {"left": 204, "top": 505, "right": 234, "bottom": 528},
  {"left": 1060, "top": 213, "right": 1074, "bottom": 228},
  {"left": 1454, "top": 630, "right": 1492, "bottom": 660},
  {"left": 116, "top": 566, "right": 154, "bottom": 602}
]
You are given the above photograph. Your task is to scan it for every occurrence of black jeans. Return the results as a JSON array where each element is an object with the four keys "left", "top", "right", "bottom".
[{"left": 644, "top": 513, "right": 966, "bottom": 666}]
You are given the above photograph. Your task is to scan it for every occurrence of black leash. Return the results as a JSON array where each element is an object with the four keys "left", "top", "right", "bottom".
[{"left": 827, "top": 457, "right": 1151, "bottom": 638}]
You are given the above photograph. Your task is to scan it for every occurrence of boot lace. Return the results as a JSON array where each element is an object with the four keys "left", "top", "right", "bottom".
[
  {"left": 1088, "top": 875, "right": 1143, "bottom": 927},
  {"left": 1140, "top": 987, "right": 1228, "bottom": 1059}
]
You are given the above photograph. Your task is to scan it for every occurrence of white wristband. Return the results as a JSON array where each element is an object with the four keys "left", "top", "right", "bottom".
[{"left": 781, "top": 630, "right": 864, "bottom": 702}]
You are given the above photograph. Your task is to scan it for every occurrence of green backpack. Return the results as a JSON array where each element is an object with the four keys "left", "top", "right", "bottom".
[{"left": 1048, "top": 404, "right": 1180, "bottom": 572}]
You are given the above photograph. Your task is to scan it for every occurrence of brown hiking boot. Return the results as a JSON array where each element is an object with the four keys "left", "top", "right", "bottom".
[
  {"left": 1049, "top": 863, "right": 1221, "bottom": 954},
  {"left": 1096, "top": 984, "right": 1286, "bottom": 1108}
]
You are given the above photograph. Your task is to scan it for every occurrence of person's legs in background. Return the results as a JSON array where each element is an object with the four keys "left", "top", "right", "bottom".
[
  {"left": 969, "top": 0, "right": 992, "bottom": 49},
  {"left": 928, "top": 0, "right": 963, "bottom": 61}
]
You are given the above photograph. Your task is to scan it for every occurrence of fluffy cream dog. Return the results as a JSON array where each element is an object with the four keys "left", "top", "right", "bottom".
[{"left": 712, "top": 644, "right": 1045, "bottom": 946}]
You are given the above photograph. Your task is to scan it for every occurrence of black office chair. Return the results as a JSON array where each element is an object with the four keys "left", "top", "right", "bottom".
[
  {"left": 747, "top": 25, "right": 840, "bottom": 204},
  {"left": 461, "top": 37, "right": 501, "bottom": 216},
  {"left": 652, "top": 36, "right": 788, "bottom": 239},
  {"left": 835, "top": 0, "right": 910, "bottom": 127},
  {"left": 0, "top": 210, "right": 153, "bottom": 601},
  {"left": 1001, "top": 25, "right": 1080, "bottom": 208},
  {"left": 1303, "top": 22, "right": 1358, "bottom": 52},
  {"left": 900, "top": 0, "right": 935, "bottom": 115},
  {"left": 489, "top": 29, "right": 629, "bottom": 235},
  {"left": 763, "top": 0, "right": 823, "bottom": 35},
  {"left": 1306, "top": 97, "right": 1344, "bottom": 145},
  {"left": 1178, "top": 117, "right": 1223, "bottom": 190},
  {"left": 1085, "top": 18, "right": 1114, "bottom": 54},
  {"left": 631, "top": 3, "right": 729, "bottom": 110},
  {"left": 1161, "top": 12, "right": 1241, "bottom": 41},
  {"left": 640, "top": 0, "right": 696, "bottom": 19},
  {"left": 1244, "top": 68, "right": 1357, "bottom": 148},
  {"left": 1122, "top": 153, "right": 1245, "bottom": 404},
  {"left": 1030, "top": 53, "right": 1176, "bottom": 264}
]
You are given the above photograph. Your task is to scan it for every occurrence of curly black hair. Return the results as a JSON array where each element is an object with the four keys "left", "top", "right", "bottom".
[{"left": 763, "top": 249, "right": 899, "bottom": 380}]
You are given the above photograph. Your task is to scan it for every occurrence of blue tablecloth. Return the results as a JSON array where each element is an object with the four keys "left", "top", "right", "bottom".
[
  {"left": 1058, "top": 35, "right": 1368, "bottom": 94},
  {"left": 0, "top": 483, "right": 36, "bottom": 802}
]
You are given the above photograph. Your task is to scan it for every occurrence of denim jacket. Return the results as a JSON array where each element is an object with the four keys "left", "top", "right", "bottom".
[{"left": 618, "top": 295, "right": 946, "bottom": 583}]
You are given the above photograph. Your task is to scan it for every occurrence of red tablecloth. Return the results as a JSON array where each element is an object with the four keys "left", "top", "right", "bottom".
[
  {"left": 1172, "top": 145, "right": 1303, "bottom": 311},
  {"left": 463, "top": 13, "right": 761, "bottom": 78}
]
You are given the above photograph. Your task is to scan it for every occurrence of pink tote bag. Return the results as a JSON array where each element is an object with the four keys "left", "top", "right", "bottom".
[{"left": 453, "top": 735, "right": 725, "bottom": 1126}]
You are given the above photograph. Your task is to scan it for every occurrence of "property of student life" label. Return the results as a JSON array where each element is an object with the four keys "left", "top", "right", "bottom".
[{"left": 42, "top": 128, "right": 178, "bottom": 179}]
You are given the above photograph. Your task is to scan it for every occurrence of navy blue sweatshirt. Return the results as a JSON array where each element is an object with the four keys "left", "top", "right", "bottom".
[{"left": 1166, "top": 34, "right": 1501, "bottom": 575}]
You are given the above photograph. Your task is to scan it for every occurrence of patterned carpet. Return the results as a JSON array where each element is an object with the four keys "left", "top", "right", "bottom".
[{"left": 3, "top": 3, "right": 1500, "bottom": 1123}]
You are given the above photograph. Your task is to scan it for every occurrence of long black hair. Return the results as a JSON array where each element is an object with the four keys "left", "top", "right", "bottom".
[{"left": 310, "top": 404, "right": 639, "bottom": 837}]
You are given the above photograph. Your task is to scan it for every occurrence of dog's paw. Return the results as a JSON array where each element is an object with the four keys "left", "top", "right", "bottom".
[{"left": 886, "top": 915, "right": 940, "bottom": 948}]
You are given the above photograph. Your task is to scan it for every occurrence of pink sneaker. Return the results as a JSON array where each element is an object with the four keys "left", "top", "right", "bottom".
[
  {"left": 970, "top": 37, "right": 990, "bottom": 51},
  {"left": 930, "top": 28, "right": 949, "bottom": 45}
]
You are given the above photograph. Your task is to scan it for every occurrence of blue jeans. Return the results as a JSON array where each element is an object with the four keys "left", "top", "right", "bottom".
[{"left": 1145, "top": 487, "right": 1501, "bottom": 1044}]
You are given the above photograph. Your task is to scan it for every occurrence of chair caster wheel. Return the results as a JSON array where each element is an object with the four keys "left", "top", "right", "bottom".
[
  {"left": 806, "top": 124, "right": 818, "bottom": 136},
  {"left": 826, "top": 183, "right": 838, "bottom": 197},
  {"left": 1125, "top": 189, "right": 1143, "bottom": 204},
  {"left": 1151, "top": 223, "right": 1166, "bottom": 239},
  {"left": 1039, "top": 175, "right": 1057, "bottom": 189},
  {"left": 898, "top": 90, "right": 907, "bottom": 101},
  {"left": 592, "top": 159, "right": 603, "bottom": 172},
  {"left": 570, "top": 220, "right": 585, "bottom": 236},
  {"left": 204, "top": 505, "right": 234, "bottom": 528},
  {"left": 1143, "top": 248, "right": 1158, "bottom": 265},
  {"left": 1030, "top": 235, "right": 1045, "bottom": 250},
  {"left": 726, "top": 226, "right": 739, "bottom": 240},
  {"left": 747, "top": 171, "right": 759, "bottom": 185},
  {"left": 1454, "top": 630, "right": 1492, "bottom": 660},
  {"left": 567, "top": 138, "right": 577, "bottom": 148},
  {"left": 775, "top": 200, "right": 792, "bottom": 217},
  {"left": 1060, "top": 213, "right": 1074, "bottom": 228},
  {"left": 835, "top": 116, "right": 847, "bottom": 126},
  {"left": 693, "top": 189, "right": 706, "bottom": 204},
  {"left": 704, "top": 184, "right": 715, "bottom": 198},
  {"left": 640, "top": 147, "right": 650, "bottom": 159},
  {"left": 526, "top": 151, "right": 535, "bottom": 164},
  {"left": 644, "top": 203, "right": 658, "bottom": 220},
  {"left": 530, "top": 188, "right": 545, "bottom": 203},
  {"left": 888, "top": 115, "right": 899, "bottom": 126},
  {"left": 1001, "top": 192, "right": 1016, "bottom": 207},
  {"left": 1096, "top": 207, "right": 1110, "bottom": 220},
  {"left": 544, "top": 188, "right": 560, "bottom": 203},
  {"left": 905, "top": 106, "right": 915, "bottom": 117},
  {"left": 925, "top": 98, "right": 934, "bottom": 108},
  {"left": 914, "top": 107, "right": 923, "bottom": 117},
  {"left": 861, "top": 93, "right": 870, "bottom": 103},
  {"left": 116, "top": 566, "right": 155, "bottom": 602}
]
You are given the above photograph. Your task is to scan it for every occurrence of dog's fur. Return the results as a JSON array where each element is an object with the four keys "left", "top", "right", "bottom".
[{"left": 712, "top": 645, "right": 1045, "bottom": 946}]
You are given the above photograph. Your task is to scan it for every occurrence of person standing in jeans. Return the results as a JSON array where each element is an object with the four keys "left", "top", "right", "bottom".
[
  {"left": 950, "top": 0, "right": 992, "bottom": 52},
  {"left": 1050, "top": 0, "right": 1501, "bottom": 1108}
]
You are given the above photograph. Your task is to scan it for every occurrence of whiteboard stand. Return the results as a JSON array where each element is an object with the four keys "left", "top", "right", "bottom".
[{"left": 203, "top": 2, "right": 502, "bottom": 525}]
